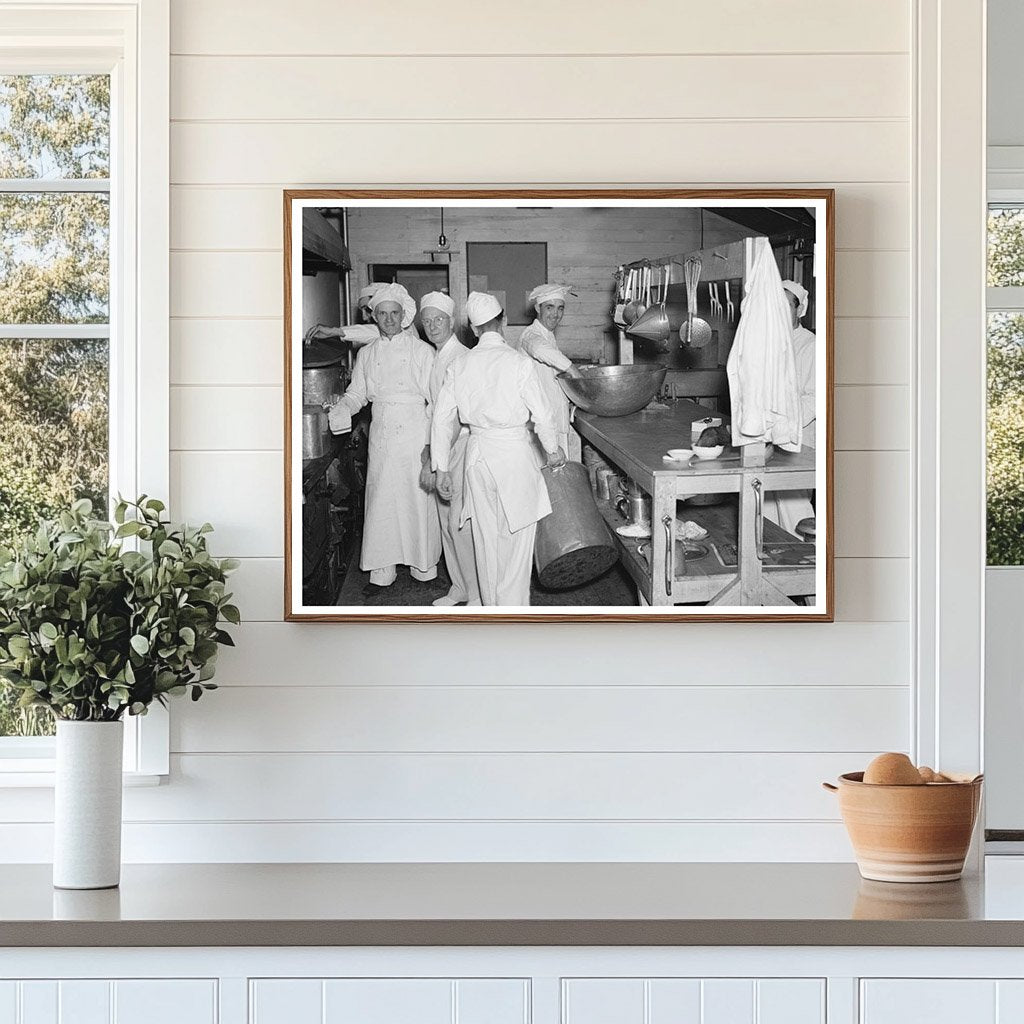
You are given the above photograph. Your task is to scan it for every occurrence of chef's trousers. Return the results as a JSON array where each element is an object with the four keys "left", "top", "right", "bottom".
[{"left": 466, "top": 460, "right": 537, "bottom": 607}]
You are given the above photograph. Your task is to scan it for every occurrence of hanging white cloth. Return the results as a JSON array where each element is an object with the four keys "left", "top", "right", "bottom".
[
  {"left": 726, "top": 237, "right": 803, "bottom": 453},
  {"left": 334, "top": 329, "right": 441, "bottom": 574}
]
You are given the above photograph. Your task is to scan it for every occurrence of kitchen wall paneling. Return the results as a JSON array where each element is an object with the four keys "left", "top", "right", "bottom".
[
  {"left": 169, "top": 183, "right": 910, "bottom": 252},
  {"left": 169, "top": 684, "right": 910, "bottom": 755},
  {"left": 168, "top": 247, "right": 909, "bottom": 322},
  {"left": 170, "top": 386, "right": 281, "bottom": 451},
  {"left": 195, "top": 622, "right": 911, "bottom": 689},
  {"left": 834, "top": 319, "right": 910, "bottom": 386},
  {"left": 0, "top": 820, "right": 857, "bottom": 864},
  {"left": 170, "top": 451, "right": 283, "bottom": 557},
  {"left": 224, "top": 555, "right": 909, "bottom": 624},
  {"left": 113, "top": 751, "right": 876, "bottom": 822},
  {"left": 833, "top": 385, "right": 910, "bottom": 451},
  {"left": 0, "top": 0, "right": 920, "bottom": 865},
  {"left": 168, "top": 448, "right": 908, "bottom": 559},
  {"left": 170, "top": 0, "right": 909, "bottom": 56},
  {"left": 171, "top": 55, "right": 908, "bottom": 123},
  {"left": 170, "top": 121, "right": 909, "bottom": 187},
  {"left": 170, "top": 318, "right": 282, "bottom": 386},
  {"left": 833, "top": 452, "right": 910, "bottom": 558}
]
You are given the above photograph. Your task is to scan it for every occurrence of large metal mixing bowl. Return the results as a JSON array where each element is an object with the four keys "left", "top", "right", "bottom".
[{"left": 556, "top": 363, "right": 667, "bottom": 417}]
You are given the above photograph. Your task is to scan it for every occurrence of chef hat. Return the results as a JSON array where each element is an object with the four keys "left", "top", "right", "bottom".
[
  {"left": 358, "top": 283, "right": 384, "bottom": 304},
  {"left": 528, "top": 283, "right": 573, "bottom": 309},
  {"left": 465, "top": 291, "right": 503, "bottom": 327},
  {"left": 781, "top": 280, "right": 809, "bottom": 318},
  {"left": 419, "top": 291, "right": 455, "bottom": 318},
  {"left": 369, "top": 282, "right": 417, "bottom": 328}
]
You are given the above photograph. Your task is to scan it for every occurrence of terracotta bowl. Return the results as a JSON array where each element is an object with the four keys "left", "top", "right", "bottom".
[{"left": 823, "top": 772, "right": 983, "bottom": 883}]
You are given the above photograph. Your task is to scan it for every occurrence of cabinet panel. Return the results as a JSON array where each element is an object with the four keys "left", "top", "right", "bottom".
[
  {"left": 998, "top": 980, "right": 1024, "bottom": 1022},
  {"left": 114, "top": 981, "right": 217, "bottom": 1024},
  {"left": 58, "top": 982, "right": 110, "bottom": 1024},
  {"left": 251, "top": 979, "right": 528, "bottom": 1024},
  {"left": 756, "top": 980, "right": 825, "bottom": 1024},
  {"left": 702, "top": 980, "right": 754, "bottom": 1024},
  {"left": 0, "top": 983, "right": 15, "bottom": 1024},
  {"left": 250, "top": 979, "right": 323, "bottom": 1024},
  {"left": 564, "top": 978, "right": 825, "bottom": 1024},
  {"left": 455, "top": 980, "right": 529, "bottom": 1024},
  {"left": 861, "top": 981, "right": 996, "bottom": 1024},
  {"left": 19, "top": 983, "right": 56, "bottom": 1024},
  {"left": 323, "top": 980, "right": 451, "bottom": 1024},
  {"left": 563, "top": 979, "right": 645, "bottom": 1023},
  {"left": 648, "top": 979, "right": 702, "bottom": 1022}
]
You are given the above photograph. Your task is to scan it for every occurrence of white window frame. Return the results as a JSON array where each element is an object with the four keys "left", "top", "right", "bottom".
[
  {"left": 914, "top": 0, "right": 986, "bottom": 850},
  {"left": 0, "top": 0, "right": 169, "bottom": 784},
  {"left": 984, "top": 186, "right": 1024, "bottom": 839}
]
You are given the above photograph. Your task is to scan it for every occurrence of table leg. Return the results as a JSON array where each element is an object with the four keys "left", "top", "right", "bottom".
[
  {"left": 737, "top": 471, "right": 765, "bottom": 606},
  {"left": 650, "top": 477, "right": 675, "bottom": 605}
]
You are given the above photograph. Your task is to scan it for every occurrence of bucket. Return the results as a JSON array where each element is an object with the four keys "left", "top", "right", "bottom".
[
  {"left": 534, "top": 462, "right": 618, "bottom": 589},
  {"left": 823, "top": 772, "right": 983, "bottom": 883}
]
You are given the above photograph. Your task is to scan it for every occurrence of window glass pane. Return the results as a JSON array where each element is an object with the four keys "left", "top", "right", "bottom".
[
  {"left": 0, "top": 192, "right": 109, "bottom": 323},
  {"left": 0, "top": 337, "right": 108, "bottom": 738},
  {"left": 987, "top": 313, "right": 1024, "bottom": 565},
  {"left": 0, "top": 74, "right": 109, "bottom": 179},
  {"left": 988, "top": 206, "right": 1024, "bottom": 288}
]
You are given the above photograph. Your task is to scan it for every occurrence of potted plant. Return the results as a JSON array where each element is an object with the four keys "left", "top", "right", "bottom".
[{"left": 0, "top": 497, "right": 239, "bottom": 889}]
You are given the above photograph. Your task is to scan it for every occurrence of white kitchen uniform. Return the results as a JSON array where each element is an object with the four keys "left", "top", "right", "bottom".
[
  {"left": 766, "top": 323, "right": 818, "bottom": 535},
  {"left": 792, "top": 324, "right": 816, "bottom": 450},
  {"left": 518, "top": 319, "right": 580, "bottom": 461},
  {"left": 432, "top": 331, "right": 558, "bottom": 607},
  {"left": 335, "top": 329, "right": 441, "bottom": 580},
  {"left": 428, "top": 335, "right": 480, "bottom": 605}
]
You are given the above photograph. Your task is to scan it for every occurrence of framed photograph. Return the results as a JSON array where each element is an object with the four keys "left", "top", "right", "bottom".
[{"left": 284, "top": 189, "right": 833, "bottom": 622}]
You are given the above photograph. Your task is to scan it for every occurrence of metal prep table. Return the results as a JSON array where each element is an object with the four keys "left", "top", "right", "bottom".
[{"left": 575, "top": 400, "right": 817, "bottom": 607}]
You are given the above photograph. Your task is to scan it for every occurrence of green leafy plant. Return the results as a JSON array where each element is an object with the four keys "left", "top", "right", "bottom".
[{"left": 0, "top": 496, "right": 239, "bottom": 722}]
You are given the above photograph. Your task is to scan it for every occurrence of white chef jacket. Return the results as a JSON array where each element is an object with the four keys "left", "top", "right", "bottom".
[
  {"left": 335, "top": 329, "right": 440, "bottom": 572},
  {"left": 429, "top": 335, "right": 470, "bottom": 429},
  {"left": 518, "top": 319, "right": 573, "bottom": 443},
  {"left": 432, "top": 331, "right": 558, "bottom": 534},
  {"left": 792, "top": 324, "right": 817, "bottom": 449},
  {"left": 342, "top": 323, "right": 379, "bottom": 347}
]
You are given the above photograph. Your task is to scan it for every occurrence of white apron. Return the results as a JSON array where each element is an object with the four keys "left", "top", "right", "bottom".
[
  {"left": 362, "top": 393, "right": 440, "bottom": 572},
  {"left": 461, "top": 425, "right": 551, "bottom": 534},
  {"left": 336, "top": 330, "right": 440, "bottom": 573}
]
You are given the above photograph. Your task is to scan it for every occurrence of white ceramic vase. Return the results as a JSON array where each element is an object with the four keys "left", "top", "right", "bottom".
[{"left": 53, "top": 720, "right": 124, "bottom": 889}]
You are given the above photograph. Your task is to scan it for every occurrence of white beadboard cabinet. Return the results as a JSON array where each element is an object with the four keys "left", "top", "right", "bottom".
[
  {"left": 562, "top": 978, "right": 825, "bottom": 1024},
  {"left": 0, "top": 979, "right": 218, "bottom": 1024},
  {"left": 5, "top": 949, "right": 1024, "bottom": 1024}
]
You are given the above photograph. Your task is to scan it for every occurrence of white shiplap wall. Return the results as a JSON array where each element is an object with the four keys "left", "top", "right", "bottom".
[{"left": 2, "top": 0, "right": 916, "bottom": 862}]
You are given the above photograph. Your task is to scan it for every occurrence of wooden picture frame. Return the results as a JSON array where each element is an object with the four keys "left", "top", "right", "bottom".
[{"left": 284, "top": 189, "right": 834, "bottom": 622}]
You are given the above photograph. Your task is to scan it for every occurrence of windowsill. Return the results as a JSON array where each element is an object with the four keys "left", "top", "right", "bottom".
[{"left": 0, "top": 766, "right": 165, "bottom": 788}]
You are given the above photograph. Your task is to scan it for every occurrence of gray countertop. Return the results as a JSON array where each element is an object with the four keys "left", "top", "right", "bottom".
[{"left": 4, "top": 861, "right": 1024, "bottom": 947}]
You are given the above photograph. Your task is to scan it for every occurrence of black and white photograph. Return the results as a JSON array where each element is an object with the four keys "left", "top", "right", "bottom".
[{"left": 285, "top": 191, "right": 833, "bottom": 621}]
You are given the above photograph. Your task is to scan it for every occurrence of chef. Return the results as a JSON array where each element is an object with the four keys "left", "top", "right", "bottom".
[
  {"left": 420, "top": 290, "right": 480, "bottom": 607},
  {"left": 781, "top": 280, "right": 817, "bottom": 449},
  {"left": 518, "top": 283, "right": 583, "bottom": 461},
  {"left": 766, "top": 279, "right": 817, "bottom": 535},
  {"left": 433, "top": 292, "right": 564, "bottom": 607},
  {"left": 328, "top": 282, "right": 441, "bottom": 588},
  {"left": 308, "top": 282, "right": 382, "bottom": 348}
]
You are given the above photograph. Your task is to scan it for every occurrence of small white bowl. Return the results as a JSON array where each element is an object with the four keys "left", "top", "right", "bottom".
[
  {"left": 663, "top": 448, "right": 693, "bottom": 462},
  {"left": 692, "top": 444, "right": 724, "bottom": 461}
]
